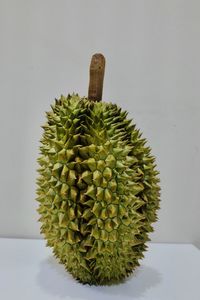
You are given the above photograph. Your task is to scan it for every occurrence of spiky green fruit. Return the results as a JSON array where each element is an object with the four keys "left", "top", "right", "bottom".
[{"left": 36, "top": 93, "right": 160, "bottom": 285}]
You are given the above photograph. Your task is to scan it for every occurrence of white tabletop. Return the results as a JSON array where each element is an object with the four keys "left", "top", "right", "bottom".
[{"left": 0, "top": 238, "right": 200, "bottom": 300}]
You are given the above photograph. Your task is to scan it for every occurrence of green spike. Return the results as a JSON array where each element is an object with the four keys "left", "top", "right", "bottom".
[
  {"left": 111, "top": 217, "right": 120, "bottom": 229},
  {"left": 47, "top": 188, "right": 55, "bottom": 197},
  {"left": 126, "top": 155, "right": 138, "bottom": 165},
  {"left": 67, "top": 170, "right": 76, "bottom": 185},
  {"left": 60, "top": 228, "right": 67, "bottom": 237},
  {"left": 85, "top": 185, "right": 96, "bottom": 199},
  {"left": 86, "top": 248, "right": 97, "bottom": 260},
  {"left": 107, "top": 204, "right": 118, "bottom": 218},
  {"left": 100, "top": 230, "right": 108, "bottom": 241},
  {"left": 81, "top": 171, "right": 92, "bottom": 184},
  {"left": 82, "top": 208, "right": 93, "bottom": 220},
  {"left": 84, "top": 199, "right": 94, "bottom": 207},
  {"left": 87, "top": 217, "right": 97, "bottom": 226},
  {"left": 115, "top": 161, "right": 126, "bottom": 169},
  {"left": 103, "top": 167, "right": 112, "bottom": 181},
  {"left": 109, "top": 230, "right": 117, "bottom": 242},
  {"left": 68, "top": 207, "right": 75, "bottom": 220},
  {"left": 49, "top": 176, "right": 57, "bottom": 184},
  {"left": 100, "top": 178, "right": 107, "bottom": 189},
  {"left": 96, "top": 187, "right": 104, "bottom": 201},
  {"left": 93, "top": 170, "right": 102, "bottom": 186},
  {"left": 91, "top": 225, "right": 100, "bottom": 239},
  {"left": 79, "top": 260, "right": 90, "bottom": 272},
  {"left": 37, "top": 156, "right": 49, "bottom": 166},
  {"left": 122, "top": 146, "right": 132, "bottom": 156},
  {"left": 122, "top": 217, "right": 131, "bottom": 226},
  {"left": 92, "top": 202, "right": 102, "bottom": 217},
  {"left": 66, "top": 149, "right": 74, "bottom": 161},
  {"left": 48, "top": 147, "right": 56, "bottom": 154},
  {"left": 69, "top": 221, "right": 79, "bottom": 231},
  {"left": 58, "top": 212, "right": 65, "bottom": 225},
  {"left": 97, "top": 160, "right": 105, "bottom": 172},
  {"left": 67, "top": 229, "right": 75, "bottom": 244},
  {"left": 58, "top": 149, "right": 66, "bottom": 161},
  {"left": 60, "top": 165, "right": 68, "bottom": 181},
  {"left": 83, "top": 235, "right": 94, "bottom": 247},
  {"left": 55, "top": 180, "right": 62, "bottom": 188},
  {"left": 97, "top": 239, "right": 104, "bottom": 252},
  {"left": 100, "top": 208, "right": 108, "bottom": 220},
  {"left": 108, "top": 179, "right": 117, "bottom": 192},
  {"left": 60, "top": 183, "right": 69, "bottom": 199},
  {"left": 88, "top": 144, "right": 96, "bottom": 157},
  {"left": 143, "top": 181, "right": 152, "bottom": 189},
  {"left": 119, "top": 204, "right": 127, "bottom": 216},
  {"left": 97, "top": 218, "right": 104, "bottom": 229},
  {"left": 60, "top": 201, "right": 67, "bottom": 211},
  {"left": 104, "top": 188, "right": 112, "bottom": 202},
  {"left": 105, "top": 154, "right": 116, "bottom": 168},
  {"left": 53, "top": 194, "right": 61, "bottom": 204},
  {"left": 104, "top": 219, "right": 113, "bottom": 232},
  {"left": 97, "top": 146, "right": 107, "bottom": 159},
  {"left": 70, "top": 186, "right": 78, "bottom": 201},
  {"left": 77, "top": 178, "right": 86, "bottom": 189},
  {"left": 52, "top": 163, "right": 63, "bottom": 178},
  {"left": 79, "top": 147, "right": 88, "bottom": 159},
  {"left": 36, "top": 195, "right": 45, "bottom": 203},
  {"left": 112, "top": 148, "right": 123, "bottom": 156},
  {"left": 87, "top": 158, "right": 96, "bottom": 171},
  {"left": 131, "top": 183, "right": 144, "bottom": 195}
]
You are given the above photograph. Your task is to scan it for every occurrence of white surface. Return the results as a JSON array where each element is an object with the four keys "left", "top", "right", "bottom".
[
  {"left": 0, "top": 238, "right": 200, "bottom": 300},
  {"left": 0, "top": 0, "right": 200, "bottom": 246}
]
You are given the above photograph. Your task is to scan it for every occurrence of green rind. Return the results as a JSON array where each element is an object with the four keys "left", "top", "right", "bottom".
[{"left": 36, "top": 94, "right": 160, "bottom": 285}]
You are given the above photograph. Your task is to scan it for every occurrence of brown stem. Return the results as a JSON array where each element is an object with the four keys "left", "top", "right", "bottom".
[{"left": 88, "top": 53, "right": 105, "bottom": 101}]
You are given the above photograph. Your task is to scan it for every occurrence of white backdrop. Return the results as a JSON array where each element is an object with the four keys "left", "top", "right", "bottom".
[{"left": 0, "top": 0, "right": 199, "bottom": 247}]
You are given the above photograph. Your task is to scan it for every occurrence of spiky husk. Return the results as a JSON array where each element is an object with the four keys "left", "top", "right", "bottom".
[{"left": 36, "top": 94, "right": 160, "bottom": 285}]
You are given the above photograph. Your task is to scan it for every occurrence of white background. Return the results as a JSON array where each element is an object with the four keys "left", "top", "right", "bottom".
[{"left": 0, "top": 0, "right": 199, "bottom": 247}]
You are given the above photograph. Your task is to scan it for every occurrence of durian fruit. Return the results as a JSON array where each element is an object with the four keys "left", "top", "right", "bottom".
[{"left": 36, "top": 54, "right": 160, "bottom": 285}]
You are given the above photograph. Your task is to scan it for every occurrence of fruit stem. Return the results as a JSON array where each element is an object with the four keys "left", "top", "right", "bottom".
[{"left": 88, "top": 53, "right": 105, "bottom": 102}]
